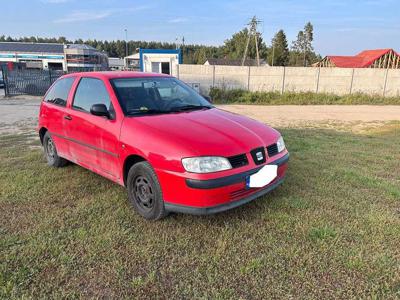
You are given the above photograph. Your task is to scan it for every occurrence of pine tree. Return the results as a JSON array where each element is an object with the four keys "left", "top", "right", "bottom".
[
  {"left": 291, "top": 22, "right": 314, "bottom": 66},
  {"left": 223, "top": 28, "right": 267, "bottom": 61},
  {"left": 268, "top": 30, "right": 289, "bottom": 66}
]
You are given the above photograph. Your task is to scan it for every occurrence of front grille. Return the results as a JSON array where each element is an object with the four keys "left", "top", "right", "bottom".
[
  {"left": 267, "top": 143, "right": 279, "bottom": 157},
  {"left": 228, "top": 154, "right": 249, "bottom": 168},
  {"left": 250, "top": 147, "right": 266, "bottom": 165}
]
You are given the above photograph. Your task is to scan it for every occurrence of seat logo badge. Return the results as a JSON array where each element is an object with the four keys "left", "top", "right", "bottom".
[{"left": 256, "top": 151, "right": 263, "bottom": 161}]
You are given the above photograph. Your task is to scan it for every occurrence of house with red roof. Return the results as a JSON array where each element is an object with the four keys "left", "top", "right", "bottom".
[{"left": 316, "top": 49, "right": 400, "bottom": 69}]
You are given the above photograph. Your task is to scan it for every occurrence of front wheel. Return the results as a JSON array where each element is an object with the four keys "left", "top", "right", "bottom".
[
  {"left": 127, "top": 161, "right": 167, "bottom": 220},
  {"left": 43, "top": 132, "right": 68, "bottom": 167}
]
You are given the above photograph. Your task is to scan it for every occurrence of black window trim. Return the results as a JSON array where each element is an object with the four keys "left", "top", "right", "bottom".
[
  {"left": 71, "top": 76, "right": 114, "bottom": 119},
  {"left": 44, "top": 76, "right": 76, "bottom": 108}
]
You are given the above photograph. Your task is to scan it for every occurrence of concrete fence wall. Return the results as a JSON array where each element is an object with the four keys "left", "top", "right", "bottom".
[{"left": 173, "top": 64, "right": 400, "bottom": 97}]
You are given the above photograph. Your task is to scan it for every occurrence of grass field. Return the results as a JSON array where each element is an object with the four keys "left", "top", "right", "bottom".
[
  {"left": 1, "top": 123, "right": 400, "bottom": 298},
  {"left": 210, "top": 88, "right": 400, "bottom": 105}
]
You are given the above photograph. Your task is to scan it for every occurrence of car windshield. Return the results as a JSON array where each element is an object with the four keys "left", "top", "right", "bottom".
[{"left": 110, "top": 77, "right": 213, "bottom": 116}]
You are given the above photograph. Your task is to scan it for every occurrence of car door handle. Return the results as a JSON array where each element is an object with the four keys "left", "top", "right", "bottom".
[{"left": 64, "top": 115, "right": 72, "bottom": 120}]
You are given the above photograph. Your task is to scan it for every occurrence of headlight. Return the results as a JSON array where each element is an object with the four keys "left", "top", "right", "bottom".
[
  {"left": 182, "top": 156, "right": 232, "bottom": 173},
  {"left": 277, "top": 136, "right": 286, "bottom": 152}
]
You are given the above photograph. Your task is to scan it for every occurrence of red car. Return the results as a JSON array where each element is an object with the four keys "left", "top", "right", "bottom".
[{"left": 38, "top": 72, "right": 289, "bottom": 220}]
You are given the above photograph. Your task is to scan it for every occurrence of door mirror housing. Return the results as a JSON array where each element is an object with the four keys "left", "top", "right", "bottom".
[{"left": 90, "top": 104, "right": 110, "bottom": 118}]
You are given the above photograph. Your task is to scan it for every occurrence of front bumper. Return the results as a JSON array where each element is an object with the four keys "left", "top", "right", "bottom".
[
  {"left": 164, "top": 176, "right": 285, "bottom": 215},
  {"left": 163, "top": 152, "right": 289, "bottom": 215}
]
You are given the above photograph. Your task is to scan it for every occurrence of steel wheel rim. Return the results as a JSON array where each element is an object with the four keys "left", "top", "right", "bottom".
[
  {"left": 46, "top": 138, "right": 55, "bottom": 159},
  {"left": 133, "top": 175, "right": 154, "bottom": 212}
]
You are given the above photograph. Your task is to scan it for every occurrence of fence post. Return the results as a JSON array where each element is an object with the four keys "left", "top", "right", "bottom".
[
  {"left": 247, "top": 66, "right": 251, "bottom": 91},
  {"left": 2, "top": 66, "right": 9, "bottom": 97},
  {"left": 316, "top": 67, "right": 321, "bottom": 93},
  {"left": 176, "top": 64, "right": 180, "bottom": 79},
  {"left": 349, "top": 68, "right": 355, "bottom": 94},
  {"left": 383, "top": 68, "right": 389, "bottom": 97},
  {"left": 212, "top": 65, "right": 215, "bottom": 88},
  {"left": 48, "top": 69, "right": 52, "bottom": 86},
  {"left": 281, "top": 67, "right": 286, "bottom": 94}
]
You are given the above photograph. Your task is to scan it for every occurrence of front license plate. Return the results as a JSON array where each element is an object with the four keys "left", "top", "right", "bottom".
[{"left": 246, "top": 165, "right": 278, "bottom": 188}]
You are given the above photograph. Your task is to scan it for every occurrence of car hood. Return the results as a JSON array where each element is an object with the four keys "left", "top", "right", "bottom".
[{"left": 122, "top": 108, "right": 280, "bottom": 156}]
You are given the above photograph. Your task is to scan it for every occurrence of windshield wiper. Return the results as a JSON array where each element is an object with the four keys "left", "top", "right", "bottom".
[
  {"left": 127, "top": 109, "right": 170, "bottom": 116},
  {"left": 169, "top": 105, "right": 212, "bottom": 112}
]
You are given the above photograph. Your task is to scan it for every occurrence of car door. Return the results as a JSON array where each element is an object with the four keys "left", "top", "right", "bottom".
[
  {"left": 64, "top": 76, "right": 121, "bottom": 179},
  {"left": 40, "top": 76, "right": 76, "bottom": 158}
]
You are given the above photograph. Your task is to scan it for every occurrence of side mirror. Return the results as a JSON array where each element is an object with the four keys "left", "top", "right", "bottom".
[
  {"left": 202, "top": 95, "right": 212, "bottom": 103},
  {"left": 90, "top": 103, "right": 110, "bottom": 118}
]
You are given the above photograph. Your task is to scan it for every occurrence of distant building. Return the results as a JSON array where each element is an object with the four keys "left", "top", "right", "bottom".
[
  {"left": 124, "top": 53, "right": 140, "bottom": 71},
  {"left": 108, "top": 57, "right": 125, "bottom": 70},
  {"left": 204, "top": 58, "right": 267, "bottom": 66},
  {"left": 0, "top": 42, "right": 109, "bottom": 71},
  {"left": 316, "top": 49, "right": 400, "bottom": 68},
  {"left": 140, "top": 49, "right": 182, "bottom": 75}
]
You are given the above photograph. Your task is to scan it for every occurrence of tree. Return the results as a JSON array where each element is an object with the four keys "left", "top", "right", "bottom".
[
  {"left": 268, "top": 29, "right": 289, "bottom": 66},
  {"left": 291, "top": 22, "right": 314, "bottom": 66},
  {"left": 223, "top": 28, "right": 267, "bottom": 61},
  {"left": 57, "top": 36, "right": 67, "bottom": 44}
]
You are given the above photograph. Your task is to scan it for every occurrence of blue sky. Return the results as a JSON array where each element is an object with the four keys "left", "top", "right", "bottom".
[{"left": 2, "top": 0, "right": 399, "bottom": 56}]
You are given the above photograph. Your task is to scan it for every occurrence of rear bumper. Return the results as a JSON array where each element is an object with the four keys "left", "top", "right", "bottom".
[{"left": 163, "top": 153, "right": 289, "bottom": 215}]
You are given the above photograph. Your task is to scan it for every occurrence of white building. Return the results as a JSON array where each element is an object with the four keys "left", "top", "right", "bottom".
[
  {"left": 139, "top": 49, "right": 182, "bottom": 75},
  {"left": 108, "top": 57, "right": 125, "bottom": 70},
  {"left": 0, "top": 42, "right": 108, "bottom": 71},
  {"left": 124, "top": 53, "right": 140, "bottom": 70}
]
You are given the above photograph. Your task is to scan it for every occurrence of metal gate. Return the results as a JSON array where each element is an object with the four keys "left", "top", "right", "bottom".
[{"left": 1, "top": 67, "right": 65, "bottom": 96}]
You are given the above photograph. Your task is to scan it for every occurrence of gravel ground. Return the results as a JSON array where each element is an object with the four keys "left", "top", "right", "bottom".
[
  {"left": 1, "top": 95, "right": 400, "bottom": 135},
  {"left": 220, "top": 104, "right": 400, "bottom": 127},
  {"left": 0, "top": 96, "right": 41, "bottom": 135}
]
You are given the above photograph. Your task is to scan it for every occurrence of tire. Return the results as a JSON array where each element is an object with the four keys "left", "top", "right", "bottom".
[
  {"left": 43, "top": 132, "right": 68, "bottom": 167},
  {"left": 127, "top": 161, "right": 167, "bottom": 220}
]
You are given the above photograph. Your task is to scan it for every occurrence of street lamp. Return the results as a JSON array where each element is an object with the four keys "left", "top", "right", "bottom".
[{"left": 124, "top": 29, "right": 128, "bottom": 58}]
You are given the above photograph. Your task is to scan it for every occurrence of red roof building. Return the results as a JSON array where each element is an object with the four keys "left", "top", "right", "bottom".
[{"left": 317, "top": 49, "right": 400, "bottom": 69}]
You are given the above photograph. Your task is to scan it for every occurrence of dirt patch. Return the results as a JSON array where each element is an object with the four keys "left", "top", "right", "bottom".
[
  {"left": 0, "top": 96, "right": 41, "bottom": 135},
  {"left": 219, "top": 105, "right": 400, "bottom": 127}
]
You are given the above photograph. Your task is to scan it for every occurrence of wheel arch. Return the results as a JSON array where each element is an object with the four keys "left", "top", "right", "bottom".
[
  {"left": 39, "top": 127, "right": 48, "bottom": 145},
  {"left": 123, "top": 154, "right": 147, "bottom": 186}
]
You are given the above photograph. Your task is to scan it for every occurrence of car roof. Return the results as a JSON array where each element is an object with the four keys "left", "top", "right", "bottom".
[{"left": 62, "top": 71, "right": 172, "bottom": 80}]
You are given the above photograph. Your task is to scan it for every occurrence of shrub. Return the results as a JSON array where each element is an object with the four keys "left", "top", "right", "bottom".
[{"left": 209, "top": 88, "right": 400, "bottom": 105}]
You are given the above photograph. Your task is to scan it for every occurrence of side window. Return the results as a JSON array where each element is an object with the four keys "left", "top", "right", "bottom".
[
  {"left": 44, "top": 77, "right": 75, "bottom": 107},
  {"left": 72, "top": 78, "right": 111, "bottom": 113}
]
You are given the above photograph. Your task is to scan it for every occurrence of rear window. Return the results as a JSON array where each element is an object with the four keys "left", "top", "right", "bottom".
[{"left": 44, "top": 77, "right": 75, "bottom": 107}]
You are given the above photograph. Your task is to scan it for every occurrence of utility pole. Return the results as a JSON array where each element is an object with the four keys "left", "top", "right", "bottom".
[
  {"left": 242, "top": 16, "right": 262, "bottom": 66},
  {"left": 254, "top": 32, "right": 260, "bottom": 66},
  {"left": 124, "top": 29, "right": 128, "bottom": 58}
]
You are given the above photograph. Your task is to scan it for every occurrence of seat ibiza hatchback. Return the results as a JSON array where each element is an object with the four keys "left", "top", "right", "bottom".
[{"left": 38, "top": 72, "right": 289, "bottom": 220}]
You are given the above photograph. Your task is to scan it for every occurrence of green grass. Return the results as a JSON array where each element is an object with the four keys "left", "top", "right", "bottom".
[
  {"left": 1, "top": 125, "right": 400, "bottom": 299},
  {"left": 210, "top": 88, "right": 400, "bottom": 105}
]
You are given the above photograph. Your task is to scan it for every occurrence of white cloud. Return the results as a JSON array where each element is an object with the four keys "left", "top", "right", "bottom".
[
  {"left": 168, "top": 17, "right": 189, "bottom": 24},
  {"left": 54, "top": 5, "right": 151, "bottom": 23},
  {"left": 54, "top": 11, "right": 111, "bottom": 23}
]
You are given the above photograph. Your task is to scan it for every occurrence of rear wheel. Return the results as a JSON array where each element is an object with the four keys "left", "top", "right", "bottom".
[
  {"left": 43, "top": 132, "right": 68, "bottom": 167},
  {"left": 127, "top": 161, "right": 167, "bottom": 220}
]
